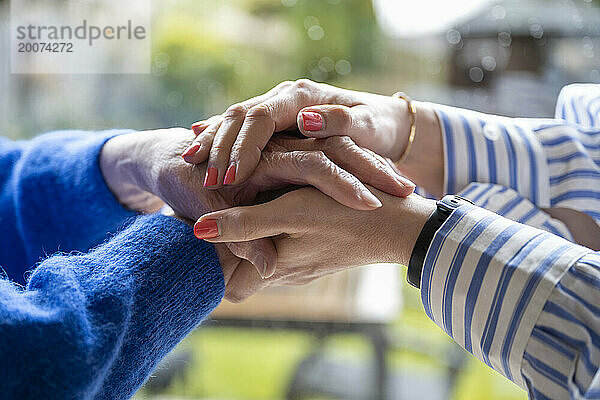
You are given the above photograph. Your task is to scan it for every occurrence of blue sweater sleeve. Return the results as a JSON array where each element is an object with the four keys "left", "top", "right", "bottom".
[
  {"left": 0, "top": 213, "right": 225, "bottom": 400},
  {"left": 0, "top": 130, "right": 137, "bottom": 284}
]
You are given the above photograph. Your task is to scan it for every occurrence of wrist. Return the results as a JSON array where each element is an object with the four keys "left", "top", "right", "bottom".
[
  {"left": 389, "top": 96, "right": 413, "bottom": 162},
  {"left": 380, "top": 194, "right": 436, "bottom": 266},
  {"left": 395, "top": 102, "right": 445, "bottom": 198},
  {"left": 406, "top": 195, "right": 474, "bottom": 288},
  {"left": 100, "top": 133, "right": 164, "bottom": 212}
]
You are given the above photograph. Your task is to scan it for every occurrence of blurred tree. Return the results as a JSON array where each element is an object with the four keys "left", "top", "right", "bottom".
[{"left": 149, "top": 0, "right": 383, "bottom": 124}]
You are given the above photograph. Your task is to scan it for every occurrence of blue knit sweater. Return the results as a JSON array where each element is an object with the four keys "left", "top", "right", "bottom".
[{"left": 0, "top": 130, "right": 225, "bottom": 399}]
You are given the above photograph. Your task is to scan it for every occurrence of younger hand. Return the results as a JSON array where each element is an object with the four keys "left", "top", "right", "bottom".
[{"left": 195, "top": 187, "right": 435, "bottom": 302}]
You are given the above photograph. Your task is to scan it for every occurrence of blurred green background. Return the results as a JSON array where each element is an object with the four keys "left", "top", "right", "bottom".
[{"left": 133, "top": 279, "right": 527, "bottom": 400}]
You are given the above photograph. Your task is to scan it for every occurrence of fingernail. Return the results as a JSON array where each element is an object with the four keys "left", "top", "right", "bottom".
[
  {"left": 223, "top": 164, "right": 237, "bottom": 185},
  {"left": 255, "top": 256, "right": 269, "bottom": 279},
  {"left": 301, "top": 112, "right": 323, "bottom": 131},
  {"left": 203, "top": 166, "right": 219, "bottom": 187},
  {"left": 396, "top": 175, "right": 416, "bottom": 188},
  {"left": 191, "top": 123, "right": 205, "bottom": 135},
  {"left": 194, "top": 219, "right": 219, "bottom": 239},
  {"left": 362, "top": 190, "right": 383, "bottom": 208},
  {"left": 182, "top": 144, "right": 200, "bottom": 159},
  {"left": 256, "top": 256, "right": 275, "bottom": 279}
]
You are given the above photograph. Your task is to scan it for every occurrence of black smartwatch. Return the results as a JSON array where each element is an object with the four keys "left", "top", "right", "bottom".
[{"left": 407, "top": 195, "right": 474, "bottom": 289}]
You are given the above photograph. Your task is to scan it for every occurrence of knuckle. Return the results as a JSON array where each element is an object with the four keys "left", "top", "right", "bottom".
[
  {"left": 292, "top": 79, "right": 318, "bottom": 101},
  {"left": 294, "top": 78, "right": 314, "bottom": 89},
  {"left": 310, "top": 150, "right": 327, "bottom": 161},
  {"left": 361, "top": 111, "right": 376, "bottom": 132},
  {"left": 331, "top": 107, "right": 353, "bottom": 128},
  {"left": 240, "top": 213, "right": 257, "bottom": 241},
  {"left": 297, "top": 151, "right": 327, "bottom": 171},
  {"left": 338, "top": 135, "right": 355, "bottom": 146},
  {"left": 323, "top": 135, "right": 352, "bottom": 150},
  {"left": 306, "top": 153, "right": 337, "bottom": 180},
  {"left": 224, "top": 103, "right": 248, "bottom": 119},
  {"left": 247, "top": 103, "right": 274, "bottom": 120},
  {"left": 278, "top": 80, "right": 294, "bottom": 89}
]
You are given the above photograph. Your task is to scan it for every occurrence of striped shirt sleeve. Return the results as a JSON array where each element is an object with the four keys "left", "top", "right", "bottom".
[
  {"left": 458, "top": 182, "right": 573, "bottom": 242},
  {"left": 420, "top": 203, "right": 592, "bottom": 394},
  {"left": 523, "top": 252, "right": 600, "bottom": 399},
  {"left": 555, "top": 84, "right": 600, "bottom": 129},
  {"left": 430, "top": 91, "right": 600, "bottom": 226}
]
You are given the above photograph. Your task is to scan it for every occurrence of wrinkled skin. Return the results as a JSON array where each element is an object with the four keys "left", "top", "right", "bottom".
[
  {"left": 101, "top": 127, "right": 412, "bottom": 293},
  {"left": 185, "top": 79, "right": 415, "bottom": 186},
  {"left": 199, "top": 187, "right": 436, "bottom": 302}
]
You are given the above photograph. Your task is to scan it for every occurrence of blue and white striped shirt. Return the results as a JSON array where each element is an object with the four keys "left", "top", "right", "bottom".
[{"left": 422, "top": 84, "right": 600, "bottom": 399}]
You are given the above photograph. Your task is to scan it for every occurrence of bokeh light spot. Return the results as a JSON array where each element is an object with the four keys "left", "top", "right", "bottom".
[
  {"left": 335, "top": 59, "right": 352, "bottom": 75},
  {"left": 469, "top": 66, "right": 484, "bottom": 83},
  {"left": 307, "top": 25, "right": 325, "bottom": 41}
]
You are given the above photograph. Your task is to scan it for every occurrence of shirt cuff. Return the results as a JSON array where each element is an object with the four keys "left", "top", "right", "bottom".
[{"left": 420, "top": 203, "right": 591, "bottom": 389}]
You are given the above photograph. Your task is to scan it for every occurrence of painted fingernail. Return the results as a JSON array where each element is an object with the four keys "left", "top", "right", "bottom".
[
  {"left": 203, "top": 166, "right": 219, "bottom": 187},
  {"left": 301, "top": 112, "right": 323, "bottom": 131},
  {"left": 182, "top": 144, "right": 200, "bottom": 160},
  {"left": 191, "top": 123, "right": 205, "bottom": 135},
  {"left": 223, "top": 164, "right": 237, "bottom": 185},
  {"left": 362, "top": 190, "right": 383, "bottom": 208},
  {"left": 194, "top": 219, "right": 219, "bottom": 239}
]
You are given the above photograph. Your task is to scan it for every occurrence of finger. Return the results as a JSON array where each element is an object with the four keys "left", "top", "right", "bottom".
[
  {"left": 182, "top": 119, "right": 223, "bottom": 164},
  {"left": 253, "top": 150, "right": 383, "bottom": 210},
  {"left": 186, "top": 83, "right": 299, "bottom": 177},
  {"left": 225, "top": 238, "right": 278, "bottom": 279},
  {"left": 297, "top": 104, "right": 373, "bottom": 139},
  {"left": 204, "top": 105, "right": 249, "bottom": 187},
  {"left": 228, "top": 80, "right": 326, "bottom": 184},
  {"left": 191, "top": 114, "right": 222, "bottom": 136},
  {"left": 267, "top": 136, "right": 415, "bottom": 198},
  {"left": 193, "top": 192, "right": 306, "bottom": 243},
  {"left": 224, "top": 259, "right": 267, "bottom": 303},
  {"left": 321, "top": 137, "right": 416, "bottom": 197}
]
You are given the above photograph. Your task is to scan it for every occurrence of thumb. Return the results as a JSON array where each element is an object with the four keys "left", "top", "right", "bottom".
[
  {"left": 297, "top": 104, "right": 371, "bottom": 139},
  {"left": 193, "top": 194, "right": 304, "bottom": 243}
]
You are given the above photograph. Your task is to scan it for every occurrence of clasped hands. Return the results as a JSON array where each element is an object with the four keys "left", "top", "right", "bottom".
[{"left": 101, "top": 79, "right": 437, "bottom": 303}]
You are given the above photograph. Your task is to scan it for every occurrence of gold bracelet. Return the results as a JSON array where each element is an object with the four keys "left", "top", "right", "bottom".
[{"left": 392, "top": 91, "right": 417, "bottom": 165}]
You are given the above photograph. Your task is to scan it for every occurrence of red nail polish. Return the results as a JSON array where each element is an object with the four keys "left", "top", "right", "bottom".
[
  {"left": 223, "top": 164, "right": 237, "bottom": 185},
  {"left": 191, "top": 123, "right": 205, "bottom": 135},
  {"left": 203, "top": 166, "right": 219, "bottom": 187},
  {"left": 194, "top": 219, "right": 219, "bottom": 239},
  {"left": 182, "top": 144, "right": 200, "bottom": 159},
  {"left": 302, "top": 112, "right": 323, "bottom": 131}
]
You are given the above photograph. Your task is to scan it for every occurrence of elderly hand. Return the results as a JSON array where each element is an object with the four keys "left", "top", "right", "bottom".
[
  {"left": 100, "top": 128, "right": 411, "bottom": 278},
  {"left": 195, "top": 187, "right": 436, "bottom": 302},
  {"left": 181, "top": 79, "right": 418, "bottom": 188}
]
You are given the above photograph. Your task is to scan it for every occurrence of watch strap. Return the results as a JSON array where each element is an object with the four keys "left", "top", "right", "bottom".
[{"left": 407, "top": 195, "right": 473, "bottom": 289}]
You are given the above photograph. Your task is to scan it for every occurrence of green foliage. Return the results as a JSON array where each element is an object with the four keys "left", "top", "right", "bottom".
[{"left": 149, "top": 0, "right": 384, "bottom": 124}]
